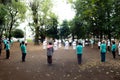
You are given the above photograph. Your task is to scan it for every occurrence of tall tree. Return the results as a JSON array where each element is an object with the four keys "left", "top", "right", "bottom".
[
  {"left": 29, "top": 0, "right": 53, "bottom": 44},
  {"left": 60, "top": 20, "right": 70, "bottom": 39},
  {"left": 0, "top": 4, "right": 7, "bottom": 44},
  {"left": 112, "top": 0, "right": 120, "bottom": 39},
  {"left": 71, "top": 0, "right": 115, "bottom": 40},
  {"left": 46, "top": 13, "right": 58, "bottom": 40},
  {"left": 5, "top": 0, "right": 27, "bottom": 41},
  {"left": 69, "top": 17, "right": 85, "bottom": 39}
]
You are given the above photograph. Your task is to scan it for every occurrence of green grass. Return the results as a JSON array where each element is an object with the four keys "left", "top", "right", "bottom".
[{"left": 27, "top": 39, "right": 33, "bottom": 42}]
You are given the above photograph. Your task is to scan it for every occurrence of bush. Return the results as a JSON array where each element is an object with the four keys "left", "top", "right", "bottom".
[{"left": 13, "top": 29, "right": 24, "bottom": 38}]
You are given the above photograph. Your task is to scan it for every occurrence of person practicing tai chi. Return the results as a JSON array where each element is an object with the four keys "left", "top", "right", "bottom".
[
  {"left": 76, "top": 42, "right": 83, "bottom": 64},
  {"left": 0, "top": 40, "right": 2, "bottom": 56},
  {"left": 54, "top": 41, "right": 58, "bottom": 50},
  {"left": 98, "top": 40, "right": 101, "bottom": 49},
  {"left": 58, "top": 39, "right": 62, "bottom": 48},
  {"left": 111, "top": 41, "right": 116, "bottom": 59},
  {"left": 107, "top": 39, "right": 111, "bottom": 52},
  {"left": 65, "top": 40, "right": 69, "bottom": 49},
  {"left": 43, "top": 40, "right": 47, "bottom": 49},
  {"left": 90, "top": 39, "right": 94, "bottom": 48},
  {"left": 20, "top": 41, "right": 27, "bottom": 62},
  {"left": 72, "top": 41, "right": 76, "bottom": 49},
  {"left": 100, "top": 40, "right": 107, "bottom": 62},
  {"left": 5, "top": 41, "right": 10, "bottom": 59},
  {"left": 47, "top": 42, "right": 54, "bottom": 64},
  {"left": 82, "top": 39, "right": 85, "bottom": 47},
  {"left": 118, "top": 41, "right": 120, "bottom": 56}
]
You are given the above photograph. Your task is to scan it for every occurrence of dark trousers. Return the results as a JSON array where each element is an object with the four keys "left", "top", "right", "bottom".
[
  {"left": 112, "top": 51, "right": 116, "bottom": 59},
  {"left": 107, "top": 46, "right": 110, "bottom": 51},
  {"left": 47, "top": 56, "right": 52, "bottom": 64},
  {"left": 69, "top": 42, "right": 72, "bottom": 46},
  {"left": 101, "top": 52, "right": 106, "bottom": 62},
  {"left": 0, "top": 49, "right": 1, "bottom": 56},
  {"left": 77, "top": 54, "right": 82, "bottom": 64},
  {"left": 6, "top": 50, "right": 10, "bottom": 59},
  {"left": 98, "top": 46, "right": 100, "bottom": 49},
  {"left": 22, "top": 53, "right": 26, "bottom": 62}
]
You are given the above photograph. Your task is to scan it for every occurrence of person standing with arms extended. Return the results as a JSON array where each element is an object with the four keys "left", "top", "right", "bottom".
[
  {"left": 111, "top": 41, "right": 116, "bottom": 59},
  {"left": 3, "top": 38, "right": 7, "bottom": 49},
  {"left": 107, "top": 39, "right": 111, "bottom": 52},
  {"left": 100, "top": 40, "right": 107, "bottom": 62},
  {"left": 47, "top": 42, "right": 54, "bottom": 64},
  {"left": 20, "top": 41, "right": 27, "bottom": 62},
  {"left": 76, "top": 42, "right": 83, "bottom": 64},
  {"left": 0, "top": 40, "right": 2, "bottom": 56},
  {"left": 98, "top": 40, "right": 101, "bottom": 49},
  {"left": 118, "top": 41, "right": 120, "bottom": 56},
  {"left": 6, "top": 41, "right": 10, "bottom": 59}
]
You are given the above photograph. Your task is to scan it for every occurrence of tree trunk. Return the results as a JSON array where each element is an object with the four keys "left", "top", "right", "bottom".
[
  {"left": 34, "top": 27, "right": 39, "bottom": 45},
  {"left": 40, "top": 35, "right": 45, "bottom": 43},
  {"left": 72, "top": 33, "right": 75, "bottom": 41},
  {"left": 8, "top": 23, "right": 12, "bottom": 41}
]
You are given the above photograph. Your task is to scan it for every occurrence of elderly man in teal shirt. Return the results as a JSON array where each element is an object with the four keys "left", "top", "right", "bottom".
[
  {"left": 76, "top": 42, "right": 83, "bottom": 64},
  {"left": 20, "top": 41, "right": 27, "bottom": 62},
  {"left": 6, "top": 41, "right": 10, "bottom": 59},
  {"left": 111, "top": 41, "right": 116, "bottom": 59},
  {"left": 100, "top": 40, "right": 107, "bottom": 62}
]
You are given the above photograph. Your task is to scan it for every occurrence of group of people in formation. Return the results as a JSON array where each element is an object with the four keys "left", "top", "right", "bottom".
[
  {"left": 43, "top": 39, "right": 94, "bottom": 50},
  {"left": 44, "top": 38, "right": 120, "bottom": 65},
  {"left": 43, "top": 39, "right": 94, "bottom": 65},
  {"left": 0, "top": 37, "right": 27, "bottom": 62},
  {"left": 98, "top": 39, "right": 120, "bottom": 62},
  {"left": 44, "top": 40, "right": 83, "bottom": 65},
  {"left": 2, "top": 37, "right": 119, "bottom": 65}
]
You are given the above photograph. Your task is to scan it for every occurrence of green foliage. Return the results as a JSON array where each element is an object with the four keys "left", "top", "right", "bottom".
[
  {"left": 6, "top": 0, "right": 27, "bottom": 23},
  {"left": 112, "top": 0, "right": 120, "bottom": 39},
  {"left": 0, "top": 4, "right": 7, "bottom": 25},
  {"left": 12, "top": 29, "right": 24, "bottom": 38},
  {"left": 29, "top": 0, "right": 57, "bottom": 44},
  {"left": 69, "top": 17, "right": 85, "bottom": 39},
  {"left": 60, "top": 20, "right": 70, "bottom": 39},
  {"left": 46, "top": 15, "right": 58, "bottom": 39},
  {"left": 0, "top": 4, "right": 7, "bottom": 38},
  {"left": 4, "top": 0, "right": 27, "bottom": 40},
  {"left": 71, "top": 0, "right": 120, "bottom": 39}
]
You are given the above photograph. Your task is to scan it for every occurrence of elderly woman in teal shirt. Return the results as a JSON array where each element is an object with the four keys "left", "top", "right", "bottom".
[
  {"left": 100, "top": 40, "right": 107, "bottom": 62},
  {"left": 111, "top": 41, "right": 116, "bottom": 59}
]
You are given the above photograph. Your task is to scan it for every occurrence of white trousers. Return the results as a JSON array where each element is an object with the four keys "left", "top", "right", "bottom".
[{"left": 118, "top": 47, "right": 120, "bottom": 55}]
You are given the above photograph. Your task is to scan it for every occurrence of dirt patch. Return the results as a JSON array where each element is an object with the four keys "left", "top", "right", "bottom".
[{"left": 0, "top": 42, "right": 120, "bottom": 80}]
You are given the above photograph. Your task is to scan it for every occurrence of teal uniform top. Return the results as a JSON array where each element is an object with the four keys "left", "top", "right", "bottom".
[
  {"left": 111, "top": 44, "right": 116, "bottom": 51},
  {"left": 100, "top": 43, "right": 106, "bottom": 53},
  {"left": 3, "top": 39, "right": 7, "bottom": 44},
  {"left": 6, "top": 43, "right": 10, "bottom": 50},
  {"left": 20, "top": 44, "right": 27, "bottom": 54},
  {"left": 10, "top": 40, "right": 13, "bottom": 44},
  {"left": 76, "top": 45, "right": 83, "bottom": 54}
]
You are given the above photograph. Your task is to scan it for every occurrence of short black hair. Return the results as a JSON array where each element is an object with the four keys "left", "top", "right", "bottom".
[
  {"left": 78, "top": 42, "right": 82, "bottom": 45},
  {"left": 49, "top": 42, "right": 52, "bottom": 45},
  {"left": 7, "top": 41, "right": 9, "bottom": 43},
  {"left": 112, "top": 41, "right": 115, "bottom": 44},
  {"left": 22, "top": 41, "right": 25, "bottom": 44}
]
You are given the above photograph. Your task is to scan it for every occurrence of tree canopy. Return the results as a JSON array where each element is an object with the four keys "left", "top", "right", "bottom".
[{"left": 69, "top": 0, "right": 120, "bottom": 40}]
